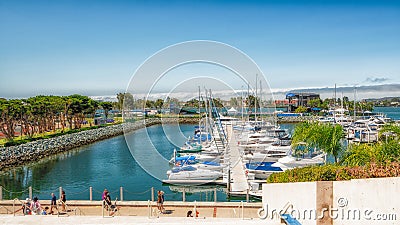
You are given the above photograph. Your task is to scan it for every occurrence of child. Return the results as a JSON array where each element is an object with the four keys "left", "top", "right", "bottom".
[{"left": 42, "top": 206, "right": 49, "bottom": 215}]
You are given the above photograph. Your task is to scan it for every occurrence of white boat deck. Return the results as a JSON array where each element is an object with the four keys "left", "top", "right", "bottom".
[{"left": 226, "top": 125, "right": 249, "bottom": 193}]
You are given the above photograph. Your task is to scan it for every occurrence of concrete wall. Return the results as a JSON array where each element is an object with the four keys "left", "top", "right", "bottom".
[
  {"left": 262, "top": 182, "right": 318, "bottom": 225},
  {"left": 333, "top": 177, "right": 400, "bottom": 225},
  {"left": 262, "top": 177, "right": 400, "bottom": 225}
]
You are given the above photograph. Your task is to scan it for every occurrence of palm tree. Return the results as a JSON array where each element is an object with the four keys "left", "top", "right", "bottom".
[
  {"left": 292, "top": 121, "right": 344, "bottom": 163},
  {"left": 100, "top": 102, "right": 113, "bottom": 120}
]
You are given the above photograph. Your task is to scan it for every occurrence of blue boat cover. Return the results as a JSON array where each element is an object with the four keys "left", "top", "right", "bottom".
[
  {"left": 246, "top": 162, "right": 283, "bottom": 171},
  {"left": 175, "top": 156, "right": 196, "bottom": 161}
]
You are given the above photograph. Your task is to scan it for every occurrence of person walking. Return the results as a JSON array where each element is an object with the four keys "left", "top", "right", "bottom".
[
  {"left": 50, "top": 193, "right": 58, "bottom": 214},
  {"left": 60, "top": 190, "right": 66, "bottom": 211},
  {"left": 160, "top": 190, "right": 165, "bottom": 213},
  {"left": 156, "top": 190, "right": 163, "bottom": 213}
]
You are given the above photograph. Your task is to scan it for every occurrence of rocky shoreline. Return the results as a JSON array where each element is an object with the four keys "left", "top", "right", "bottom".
[{"left": 0, "top": 117, "right": 198, "bottom": 171}]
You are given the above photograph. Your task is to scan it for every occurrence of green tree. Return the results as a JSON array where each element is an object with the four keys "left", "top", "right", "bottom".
[
  {"left": 67, "top": 94, "right": 93, "bottom": 129},
  {"left": 154, "top": 99, "right": 164, "bottom": 112},
  {"left": 100, "top": 102, "right": 113, "bottom": 119},
  {"left": 245, "top": 95, "right": 260, "bottom": 110},
  {"left": 125, "top": 93, "right": 135, "bottom": 110},
  {"left": 211, "top": 98, "right": 224, "bottom": 108},
  {"left": 116, "top": 93, "right": 124, "bottom": 111},
  {"left": 292, "top": 121, "right": 344, "bottom": 163},
  {"left": 308, "top": 99, "right": 321, "bottom": 108},
  {"left": 145, "top": 100, "right": 155, "bottom": 108},
  {"left": 230, "top": 97, "right": 239, "bottom": 108},
  {"left": 0, "top": 99, "right": 23, "bottom": 140},
  {"left": 87, "top": 99, "right": 99, "bottom": 126},
  {"left": 295, "top": 106, "right": 307, "bottom": 113}
]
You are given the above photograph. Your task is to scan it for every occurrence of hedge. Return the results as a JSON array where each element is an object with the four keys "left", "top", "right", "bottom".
[{"left": 267, "top": 162, "right": 400, "bottom": 183}]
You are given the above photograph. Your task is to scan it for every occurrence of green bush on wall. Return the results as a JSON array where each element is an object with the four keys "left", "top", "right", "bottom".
[{"left": 267, "top": 162, "right": 400, "bottom": 183}]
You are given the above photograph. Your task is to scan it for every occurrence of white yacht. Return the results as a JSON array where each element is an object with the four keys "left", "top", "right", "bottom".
[
  {"left": 271, "top": 153, "right": 326, "bottom": 171},
  {"left": 166, "top": 166, "right": 223, "bottom": 181}
]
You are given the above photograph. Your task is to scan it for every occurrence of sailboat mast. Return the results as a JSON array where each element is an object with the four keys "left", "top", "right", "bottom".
[
  {"left": 354, "top": 86, "right": 357, "bottom": 122},
  {"left": 247, "top": 82, "right": 250, "bottom": 122},
  {"left": 260, "top": 80, "right": 262, "bottom": 122},
  {"left": 208, "top": 89, "right": 214, "bottom": 140},
  {"left": 209, "top": 89, "right": 212, "bottom": 121},
  {"left": 334, "top": 83, "right": 337, "bottom": 108},
  {"left": 204, "top": 88, "right": 209, "bottom": 142},
  {"left": 255, "top": 74, "right": 258, "bottom": 123},
  {"left": 198, "top": 86, "right": 201, "bottom": 146},
  {"left": 241, "top": 87, "right": 244, "bottom": 122},
  {"left": 341, "top": 92, "right": 344, "bottom": 109}
]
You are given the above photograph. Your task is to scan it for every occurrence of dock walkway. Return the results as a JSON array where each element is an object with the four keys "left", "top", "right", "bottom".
[{"left": 226, "top": 125, "right": 248, "bottom": 194}]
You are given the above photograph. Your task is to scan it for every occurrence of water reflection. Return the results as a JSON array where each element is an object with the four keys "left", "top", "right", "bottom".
[{"left": 0, "top": 124, "right": 231, "bottom": 202}]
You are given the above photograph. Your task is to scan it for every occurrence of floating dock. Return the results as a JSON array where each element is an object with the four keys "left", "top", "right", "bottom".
[
  {"left": 226, "top": 124, "right": 249, "bottom": 195},
  {"left": 163, "top": 122, "right": 265, "bottom": 200}
]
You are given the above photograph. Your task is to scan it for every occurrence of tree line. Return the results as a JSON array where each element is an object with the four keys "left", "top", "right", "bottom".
[
  {"left": 291, "top": 121, "right": 400, "bottom": 165},
  {"left": 0, "top": 95, "right": 114, "bottom": 140},
  {"left": 115, "top": 93, "right": 178, "bottom": 111},
  {"left": 268, "top": 122, "right": 400, "bottom": 183}
]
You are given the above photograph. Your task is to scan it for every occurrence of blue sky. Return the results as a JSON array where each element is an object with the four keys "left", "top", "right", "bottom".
[{"left": 1, "top": 0, "right": 400, "bottom": 98}]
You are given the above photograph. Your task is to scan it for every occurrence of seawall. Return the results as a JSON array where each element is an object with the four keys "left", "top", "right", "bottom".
[{"left": 0, "top": 117, "right": 198, "bottom": 171}]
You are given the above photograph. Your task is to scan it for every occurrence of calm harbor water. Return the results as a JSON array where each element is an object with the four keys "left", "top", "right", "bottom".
[
  {"left": 0, "top": 107, "right": 397, "bottom": 201},
  {"left": 373, "top": 106, "right": 400, "bottom": 120},
  {"left": 0, "top": 124, "right": 229, "bottom": 202}
]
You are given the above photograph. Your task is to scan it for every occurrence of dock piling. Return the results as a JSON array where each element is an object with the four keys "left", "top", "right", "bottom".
[
  {"left": 0, "top": 186, "right": 2, "bottom": 201},
  {"left": 147, "top": 200, "right": 151, "bottom": 218},
  {"left": 241, "top": 201, "right": 244, "bottom": 220},
  {"left": 29, "top": 186, "right": 32, "bottom": 199},
  {"left": 151, "top": 187, "right": 154, "bottom": 202},
  {"left": 182, "top": 188, "right": 186, "bottom": 202},
  {"left": 89, "top": 187, "right": 93, "bottom": 201},
  {"left": 59, "top": 187, "right": 62, "bottom": 201},
  {"left": 194, "top": 200, "right": 197, "bottom": 219},
  {"left": 102, "top": 200, "right": 104, "bottom": 217},
  {"left": 246, "top": 189, "right": 249, "bottom": 203},
  {"left": 214, "top": 187, "right": 217, "bottom": 202}
]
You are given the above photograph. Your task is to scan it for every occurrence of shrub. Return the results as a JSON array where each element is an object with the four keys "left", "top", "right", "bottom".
[{"left": 267, "top": 162, "right": 400, "bottom": 183}]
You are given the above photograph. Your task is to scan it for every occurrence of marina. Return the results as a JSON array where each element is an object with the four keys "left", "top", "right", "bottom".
[
  {"left": 1, "top": 101, "right": 398, "bottom": 202},
  {"left": 2, "top": 1, "right": 400, "bottom": 224}
]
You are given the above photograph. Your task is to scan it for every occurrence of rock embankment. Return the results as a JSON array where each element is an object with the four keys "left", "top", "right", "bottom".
[{"left": 0, "top": 118, "right": 198, "bottom": 171}]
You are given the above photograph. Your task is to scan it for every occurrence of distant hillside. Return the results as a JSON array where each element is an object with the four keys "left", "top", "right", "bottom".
[
  {"left": 364, "top": 96, "right": 400, "bottom": 102},
  {"left": 275, "top": 84, "right": 400, "bottom": 100}
]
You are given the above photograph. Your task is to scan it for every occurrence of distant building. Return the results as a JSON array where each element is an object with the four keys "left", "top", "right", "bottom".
[{"left": 286, "top": 92, "right": 320, "bottom": 112}]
